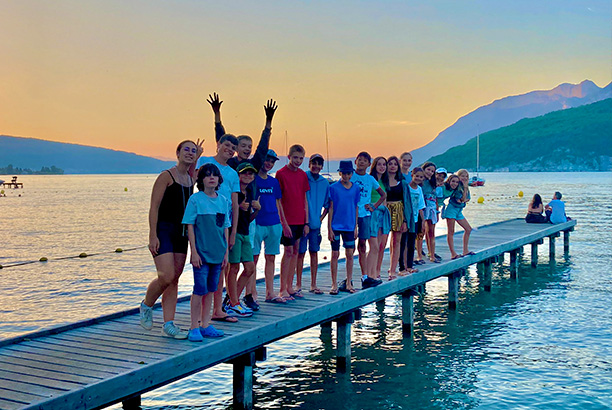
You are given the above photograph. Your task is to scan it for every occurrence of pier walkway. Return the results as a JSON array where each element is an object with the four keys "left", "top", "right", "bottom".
[{"left": 0, "top": 218, "right": 576, "bottom": 410}]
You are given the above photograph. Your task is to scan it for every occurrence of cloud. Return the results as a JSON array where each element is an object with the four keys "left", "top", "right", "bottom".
[{"left": 357, "top": 120, "right": 425, "bottom": 127}]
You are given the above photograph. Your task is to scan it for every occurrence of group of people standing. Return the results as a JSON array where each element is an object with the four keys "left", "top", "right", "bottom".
[{"left": 138, "top": 94, "right": 475, "bottom": 342}]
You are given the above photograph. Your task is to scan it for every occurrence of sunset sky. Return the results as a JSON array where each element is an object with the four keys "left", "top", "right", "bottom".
[{"left": 1, "top": 1, "right": 610, "bottom": 160}]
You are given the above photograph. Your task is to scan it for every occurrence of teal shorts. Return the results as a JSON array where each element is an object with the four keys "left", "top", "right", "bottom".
[
  {"left": 442, "top": 203, "right": 465, "bottom": 221},
  {"left": 229, "top": 233, "right": 254, "bottom": 264}
]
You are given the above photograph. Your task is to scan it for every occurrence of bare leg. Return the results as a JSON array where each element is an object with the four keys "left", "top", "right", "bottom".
[
  {"left": 330, "top": 250, "right": 340, "bottom": 292},
  {"left": 227, "top": 263, "right": 240, "bottom": 306},
  {"left": 457, "top": 218, "right": 473, "bottom": 255},
  {"left": 357, "top": 238, "right": 368, "bottom": 277},
  {"left": 212, "top": 264, "right": 228, "bottom": 318},
  {"left": 201, "top": 292, "right": 214, "bottom": 328},
  {"left": 309, "top": 251, "right": 319, "bottom": 290},
  {"left": 280, "top": 246, "right": 291, "bottom": 296},
  {"left": 297, "top": 252, "right": 306, "bottom": 290},
  {"left": 190, "top": 293, "right": 203, "bottom": 329},
  {"left": 264, "top": 254, "right": 277, "bottom": 300},
  {"left": 389, "top": 231, "right": 401, "bottom": 274},
  {"left": 366, "top": 237, "right": 379, "bottom": 278},
  {"left": 143, "top": 253, "right": 186, "bottom": 323},
  {"left": 345, "top": 248, "right": 355, "bottom": 289},
  {"left": 236, "top": 261, "right": 255, "bottom": 297},
  {"left": 447, "top": 218, "right": 458, "bottom": 258},
  {"left": 415, "top": 234, "right": 424, "bottom": 262},
  {"left": 294, "top": 242, "right": 303, "bottom": 291},
  {"left": 376, "top": 233, "right": 389, "bottom": 277},
  {"left": 286, "top": 242, "right": 300, "bottom": 294},
  {"left": 247, "top": 255, "right": 259, "bottom": 300}
]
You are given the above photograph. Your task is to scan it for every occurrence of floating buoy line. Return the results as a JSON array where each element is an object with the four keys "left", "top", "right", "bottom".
[
  {"left": 475, "top": 191, "right": 526, "bottom": 204},
  {"left": 0, "top": 245, "right": 147, "bottom": 269}
]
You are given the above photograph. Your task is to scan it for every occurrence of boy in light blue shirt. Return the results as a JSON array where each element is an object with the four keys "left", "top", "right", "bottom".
[
  {"left": 545, "top": 191, "right": 568, "bottom": 224},
  {"left": 297, "top": 154, "right": 330, "bottom": 295}
]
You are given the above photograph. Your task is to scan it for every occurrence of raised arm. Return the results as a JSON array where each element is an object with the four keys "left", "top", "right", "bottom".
[
  {"left": 251, "top": 99, "right": 277, "bottom": 171},
  {"left": 207, "top": 92, "right": 225, "bottom": 142}
]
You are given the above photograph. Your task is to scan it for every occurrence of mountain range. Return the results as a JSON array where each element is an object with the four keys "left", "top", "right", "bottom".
[
  {"left": 411, "top": 80, "right": 612, "bottom": 166},
  {"left": 0, "top": 136, "right": 174, "bottom": 174},
  {"left": 428, "top": 99, "right": 612, "bottom": 172}
]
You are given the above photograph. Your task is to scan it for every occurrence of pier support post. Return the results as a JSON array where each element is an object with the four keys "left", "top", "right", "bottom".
[
  {"left": 509, "top": 250, "right": 519, "bottom": 280},
  {"left": 447, "top": 272, "right": 460, "bottom": 310},
  {"left": 549, "top": 233, "right": 559, "bottom": 260},
  {"left": 376, "top": 299, "right": 386, "bottom": 310},
  {"left": 531, "top": 240, "right": 541, "bottom": 267},
  {"left": 122, "top": 395, "right": 141, "bottom": 410},
  {"left": 232, "top": 352, "right": 256, "bottom": 410},
  {"left": 336, "top": 313, "right": 354, "bottom": 372},
  {"left": 483, "top": 259, "right": 492, "bottom": 292},
  {"left": 401, "top": 289, "right": 417, "bottom": 337},
  {"left": 563, "top": 230, "right": 570, "bottom": 254}
]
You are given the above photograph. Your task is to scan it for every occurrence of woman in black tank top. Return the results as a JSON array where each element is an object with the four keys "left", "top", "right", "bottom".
[{"left": 139, "top": 139, "right": 203, "bottom": 339}]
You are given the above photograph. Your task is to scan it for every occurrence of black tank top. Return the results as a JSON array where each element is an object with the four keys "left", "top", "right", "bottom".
[
  {"left": 158, "top": 170, "right": 193, "bottom": 224},
  {"left": 387, "top": 183, "right": 403, "bottom": 202}
]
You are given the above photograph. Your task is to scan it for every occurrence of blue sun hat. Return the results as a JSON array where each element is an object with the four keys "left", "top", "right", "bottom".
[{"left": 338, "top": 160, "right": 355, "bottom": 173}]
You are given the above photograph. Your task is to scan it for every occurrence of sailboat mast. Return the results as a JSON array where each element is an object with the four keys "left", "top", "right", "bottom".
[
  {"left": 325, "top": 121, "right": 330, "bottom": 174},
  {"left": 285, "top": 130, "right": 288, "bottom": 165},
  {"left": 476, "top": 124, "right": 480, "bottom": 178}
]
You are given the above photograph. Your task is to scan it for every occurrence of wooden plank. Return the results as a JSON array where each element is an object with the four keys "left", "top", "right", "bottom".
[
  {"left": 0, "top": 348, "right": 129, "bottom": 375},
  {"left": 0, "top": 369, "right": 83, "bottom": 390},
  {"left": 0, "top": 362, "right": 100, "bottom": 385},
  {"left": 49, "top": 332, "right": 188, "bottom": 356},
  {"left": 33, "top": 337, "right": 167, "bottom": 362},
  {"left": 0, "top": 388, "right": 45, "bottom": 405},
  {"left": 0, "top": 379, "right": 60, "bottom": 401},
  {"left": 0, "top": 397, "right": 27, "bottom": 410},
  {"left": 0, "top": 354, "right": 113, "bottom": 380}
]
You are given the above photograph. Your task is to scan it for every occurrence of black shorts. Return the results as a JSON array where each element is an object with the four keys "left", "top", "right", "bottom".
[
  {"left": 281, "top": 224, "right": 305, "bottom": 247},
  {"left": 156, "top": 221, "right": 188, "bottom": 256}
]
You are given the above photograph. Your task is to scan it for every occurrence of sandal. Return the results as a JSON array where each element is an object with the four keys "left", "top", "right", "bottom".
[
  {"left": 451, "top": 254, "right": 461, "bottom": 260},
  {"left": 389, "top": 275, "right": 397, "bottom": 281},
  {"left": 212, "top": 315, "right": 239, "bottom": 323},
  {"left": 265, "top": 296, "right": 287, "bottom": 304},
  {"left": 347, "top": 288, "right": 357, "bottom": 294},
  {"left": 462, "top": 251, "right": 475, "bottom": 256},
  {"left": 329, "top": 289, "right": 339, "bottom": 295},
  {"left": 289, "top": 290, "right": 304, "bottom": 298},
  {"left": 309, "top": 288, "right": 324, "bottom": 294}
]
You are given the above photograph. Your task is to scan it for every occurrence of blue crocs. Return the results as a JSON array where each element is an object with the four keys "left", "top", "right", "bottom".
[
  {"left": 188, "top": 328, "right": 204, "bottom": 342},
  {"left": 200, "top": 325, "right": 224, "bottom": 338}
]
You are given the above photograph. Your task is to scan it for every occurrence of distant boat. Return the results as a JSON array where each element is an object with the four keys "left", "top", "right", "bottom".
[{"left": 469, "top": 128, "right": 485, "bottom": 187}]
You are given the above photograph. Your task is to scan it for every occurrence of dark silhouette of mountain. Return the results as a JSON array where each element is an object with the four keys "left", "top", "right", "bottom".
[
  {"left": 0, "top": 136, "right": 175, "bottom": 174},
  {"left": 412, "top": 80, "right": 612, "bottom": 166},
  {"left": 428, "top": 99, "right": 612, "bottom": 172}
]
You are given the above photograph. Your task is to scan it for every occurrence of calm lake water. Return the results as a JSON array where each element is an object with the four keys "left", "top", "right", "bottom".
[{"left": 1, "top": 172, "right": 611, "bottom": 409}]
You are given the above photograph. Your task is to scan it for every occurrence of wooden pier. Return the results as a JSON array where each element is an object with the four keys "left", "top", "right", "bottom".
[
  {"left": 0, "top": 177, "right": 23, "bottom": 189},
  {"left": 0, "top": 218, "right": 576, "bottom": 410}
]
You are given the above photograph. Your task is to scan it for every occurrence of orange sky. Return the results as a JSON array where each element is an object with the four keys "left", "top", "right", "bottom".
[{"left": 1, "top": 1, "right": 610, "bottom": 160}]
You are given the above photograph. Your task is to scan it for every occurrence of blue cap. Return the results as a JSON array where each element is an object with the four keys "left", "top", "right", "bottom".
[
  {"left": 266, "top": 149, "right": 279, "bottom": 161},
  {"left": 338, "top": 160, "right": 354, "bottom": 173}
]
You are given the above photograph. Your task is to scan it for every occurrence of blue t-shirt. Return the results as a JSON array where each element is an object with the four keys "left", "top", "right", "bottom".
[
  {"left": 547, "top": 199, "right": 567, "bottom": 224},
  {"left": 351, "top": 172, "right": 380, "bottom": 217},
  {"left": 408, "top": 185, "right": 426, "bottom": 222},
  {"left": 182, "top": 191, "right": 231, "bottom": 264},
  {"left": 329, "top": 181, "right": 360, "bottom": 231},
  {"left": 254, "top": 174, "right": 282, "bottom": 226},
  {"left": 198, "top": 157, "right": 240, "bottom": 206}
]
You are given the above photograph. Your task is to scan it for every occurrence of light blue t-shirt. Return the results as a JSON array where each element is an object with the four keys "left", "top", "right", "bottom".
[
  {"left": 182, "top": 191, "right": 231, "bottom": 264},
  {"left": 408, "top": 185, "right": 426, "bottom": 222},
  {"left": 198, "top": 156, "right": 240, "bottom": 205},
  {"left": 547, "top": 199, "right": 567, "bottom": 224},
  {"left": 329, "top": 181, "right": 360, "bottom": 231},
  {"left": 351, "top": 172, "right": 380, "bottom": 217}
]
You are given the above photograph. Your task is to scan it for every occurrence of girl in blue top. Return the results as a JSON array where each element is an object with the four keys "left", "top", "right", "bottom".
[
  {"left": 443, "top": 170, "right": 473, "bottom": 259},
  {"left": 182, "top": 164, "right": 231, "bottom": 341}
]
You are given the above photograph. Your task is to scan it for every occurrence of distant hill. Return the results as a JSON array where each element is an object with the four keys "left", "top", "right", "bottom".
[
  {"left": 411, "top": 80, "right": 612, "bottom": 166},
  {"left": 428, "top": 99, "right": 612, "bottom": 172},
  {"left": 0, "top": 136, "right": 175, "bottom": 174}
]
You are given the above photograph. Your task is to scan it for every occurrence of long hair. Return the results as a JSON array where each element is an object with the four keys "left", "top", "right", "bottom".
[
  {"left": 456, "top": 168, "right": 470, "bottom": 197},
  {"left": 444, "top": 174, "right": 460, "bottom": 191},
  {"left": 196, "top": 163, "right": 223, "bottom": 191},
  {"left": 370, "top": 156, "right": 387, "bottom": 181},
  {"left": 420, "top": 161, "right": 437, "bottom": 189},
  {"left": 382, "top": 155, "right": 403, "bottom": 191},
  {"left": 530, "top": 194, "right": 543, "bottom": 209}
]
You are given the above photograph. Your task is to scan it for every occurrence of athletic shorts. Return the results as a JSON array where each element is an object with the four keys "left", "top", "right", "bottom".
[
  {"left": 281, "top": 224, "right": 305, "bottom": 247},
  {"left": 252, "top": 223, "right": 282, "bottom": 256},
  {"left": 357, "top": 216, "right": 372, "bottom": 240},
  {"left": 298, "top": 228, "right": 322, "bottom": 253},
  {"left": 331, "top": 230, "right": 356, "bottom": 251},
  {"left": 229, "top": 233, "right": 254, "bottom": 264},
  {"left": 193, "top": 262, "right": 222, "bottom": 295},
  {"left": 156, "top": 221, "right": 188, "bottom": 256}
]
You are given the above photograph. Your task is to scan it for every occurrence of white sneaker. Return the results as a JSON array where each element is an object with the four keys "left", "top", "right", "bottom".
[
  {"left": 139, "top": 301, "right": 153, "bottom": 330},
  {"left": 162, "top": 321, "right": 188, "bottom": 339}
]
